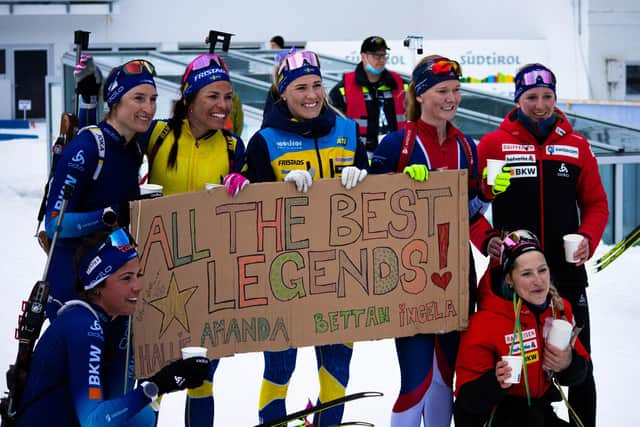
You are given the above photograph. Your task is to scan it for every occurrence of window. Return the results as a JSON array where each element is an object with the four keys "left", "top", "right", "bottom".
[
  {"left": 626, "top": 64, "right": 640, "bottom": 95},
  {"left": 0, "top": 50, "right": 5, "bottom": 74}
]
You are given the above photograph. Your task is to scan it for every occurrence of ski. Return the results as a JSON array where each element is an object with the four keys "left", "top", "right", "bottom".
[
  {"left": 254, "top": 391, "right": 383, "bottom": 427},
  {"left": 594, "top": 223, "right": 640, "bottom": 272}
]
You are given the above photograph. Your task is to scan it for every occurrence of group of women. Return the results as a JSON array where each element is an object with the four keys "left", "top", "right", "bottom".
[{"left": 18, "top": 40, "right": 607, "bottom": 427}]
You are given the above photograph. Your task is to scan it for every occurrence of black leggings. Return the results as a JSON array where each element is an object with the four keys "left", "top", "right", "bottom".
[{"left": 558, "top": 287, "right": 596, "bottom": 427}]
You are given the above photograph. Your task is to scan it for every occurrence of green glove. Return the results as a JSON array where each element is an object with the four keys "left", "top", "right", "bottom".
[
  {"left": 482, "top": 166, "right": 512, "bottom": 195},
  {"left": 403, "top": 164, "right": 429, "bottom": 182}
]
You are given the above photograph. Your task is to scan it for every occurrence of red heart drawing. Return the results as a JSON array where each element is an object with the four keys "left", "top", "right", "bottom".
[{"left": 431, "top": 271, "right": 452, "bottom": 290}]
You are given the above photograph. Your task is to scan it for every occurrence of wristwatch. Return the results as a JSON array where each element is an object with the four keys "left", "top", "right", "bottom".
[{"left": 140, "top": 381, "right": 160, "bottom": 411}]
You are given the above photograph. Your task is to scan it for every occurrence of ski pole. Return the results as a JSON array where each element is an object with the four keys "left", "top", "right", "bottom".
[
  {"left": 2, "top": 184, "right": 73, "bottom": 422},
  {"left": 594, "top": 223, "right": 640, "bottom": 267}
]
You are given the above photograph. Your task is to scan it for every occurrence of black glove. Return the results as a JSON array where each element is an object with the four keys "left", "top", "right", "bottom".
[
  {"left": 74, "top": 55, "right": 103, "bottom": 100},
  {"left": 105, "top": 201, "right": 130, "bottom": 228},
  {"left": 148, "top": 357, "right": 209, "bottom": 395}
]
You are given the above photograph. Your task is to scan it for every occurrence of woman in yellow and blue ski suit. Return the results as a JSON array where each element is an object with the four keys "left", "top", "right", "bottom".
[{"left": 243, "top": 49, "right": 369, "bottom": 427}]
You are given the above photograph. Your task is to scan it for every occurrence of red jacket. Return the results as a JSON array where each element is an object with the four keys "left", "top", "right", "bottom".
[
  {"left": 454, "top": 265, "right": 591, "bottom": 425},
  {"left": 343, "top": 69, "right": 406, "bottom": 148},
  {"left": 473, "top": 108, "right": 609, "bottom": 287}
]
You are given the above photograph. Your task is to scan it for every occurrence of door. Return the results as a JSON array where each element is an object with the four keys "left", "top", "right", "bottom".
[{"left": 14, "top": 49, "right": 47, "bottom": 119}]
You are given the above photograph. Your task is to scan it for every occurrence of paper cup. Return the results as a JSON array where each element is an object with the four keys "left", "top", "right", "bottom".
[
  {"left": 501, "top": 355, "right": 523, "bottom": 384},
  {"left": 205, "top": 183, "right": 223, "bottom": 190},
  {"left": 486, "top": 159, "right": 507, "bottom": 186},
  {"left": 547, "top": 319, "right": 573, "bottom": 350},
  {"left": 139, "top": 183, "right": 163, "bottom": 198},
  {"left": 181, "top": 346, "right": 207, "bottom": 359},
  {"left": 563, "top": 234, "right": 584, "bottom": 263}
]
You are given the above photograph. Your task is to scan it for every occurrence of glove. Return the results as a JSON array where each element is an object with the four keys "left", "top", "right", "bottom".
[
  {"left": 107, "top": 201, "right": 130, "bottom": 228},
  {"left": 74, "top": 55, "right": 103, "bottom": 100},
  {"left": 148, "top": 356, "right": 210, "bottom": 395},
  {"left": 403, "top": 164, "right": 429, "bottom": 182},
  {"left": 223, "top": 172, "right": 249, "bottom": 196},
  {"left": 340, "top": 166, "right": 368, "bottom": 190},
  {"left": 284, "top": 169, "right": 313, "bottom": 193},
  {"left": 482, "top": 165, "right": 512, "bottom": 195}
]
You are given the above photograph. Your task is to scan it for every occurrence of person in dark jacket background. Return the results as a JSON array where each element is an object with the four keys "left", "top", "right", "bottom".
[
  {"left": 244, "top": 49, "right": 368, "bottom": 427},
  {"left": 329, "top": 36, "right": 406, "bottom": 156},
  {"left": 454, "top": 229, "right": 591, "bottom": 427},
  {"left": 475, "top": 63, "right": 608, "bottom": 427}
]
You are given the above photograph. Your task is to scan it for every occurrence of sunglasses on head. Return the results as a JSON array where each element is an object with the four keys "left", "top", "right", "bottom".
[
  {"left": 277, "top": 51, "right": 320, "bottom": 76},
  {"left": 502, "top": 229, "right": 539, "bottom": 250},
  {"left": 122, "top": 59, "right": 156, "bottom": 76},
  {"left": 104, "top": 227, "right": 136, "bottom": 251},
  {"left": 518, "top": 69, "right": 555, "bottom": 86},
  {"left": 182, "top": 53, "right": 229, "bottom": 83},
  {"left": 426, "top": 58, "right": 462, "bottom": 77}
]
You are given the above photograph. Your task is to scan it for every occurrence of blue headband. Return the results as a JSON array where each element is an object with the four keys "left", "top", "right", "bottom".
[
  {"left": 78, "top": 229, "right": 138, "bottom": 290},
  {"left": 103, "top": 61, "right": 156, "bottom": 108},
  {"left": 277, "top": 65, "right": 322, "bottom": 94},
  {"left": 182, "top": 64, "right": 230, "bottom": 99},
  {"left": 514, "top": 64, "right": 556, "bottom": 102},
  {"left": 413, "top": 58, "right": 460, "bottom": 97}
]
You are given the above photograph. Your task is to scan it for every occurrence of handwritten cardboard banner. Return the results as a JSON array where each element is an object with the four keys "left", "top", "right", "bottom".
[{"left": 131, "top": 171, "right": 469, "bottom": 378}]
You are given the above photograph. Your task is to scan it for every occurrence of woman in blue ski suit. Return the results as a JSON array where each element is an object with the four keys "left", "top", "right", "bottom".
[
  {"left": 17, "top": 228, "right": 209, "bottom": 426},
  {"left": 243, "top": 50, "right": 369, "bottom": 427}
]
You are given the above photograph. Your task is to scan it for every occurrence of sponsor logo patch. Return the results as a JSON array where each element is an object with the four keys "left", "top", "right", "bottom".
[
  {"left": 557, "top": 162, "right": 570, "bottom": 178},
  {"left": 505, "top": 328, "right": 537, "bottom": 344},
  {"left": 509, "top": 339, "right": 539, "bottom": 355},
  {"left": 525, "top": 351, "right": 539, "bottom": 364},
  {"left": 275, "top": 140, "right": 303, "bottom": 149},
  {"left": 505, "top": 154, "right": 536, "bottom": 163},
  {"left": 336, "top": 137, "right": 347, "bottom": 145},
  {"left": 546, "top": 145, "right": 579, "bottom": 159},
  {"left": 511, "top": 165, "right": 538, "bottom": 178},
  {"left": 502, "top": 143, "right": 535, "bottom": 152},
  {"left": 277, "top": 159, "right": 305, "bottom": 166}
]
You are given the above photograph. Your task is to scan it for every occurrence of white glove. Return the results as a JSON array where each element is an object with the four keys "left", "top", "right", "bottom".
[
  {"left": 284, "top": 169, "right": 313, "bottom": 193},
  {"left": 340, "top": 166, "right": 368, "bottom": 190}
]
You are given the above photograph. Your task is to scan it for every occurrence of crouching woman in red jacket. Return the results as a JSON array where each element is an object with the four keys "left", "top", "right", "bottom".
[{"left": 454, "top": 230, "right": 590, "bottom": 427}]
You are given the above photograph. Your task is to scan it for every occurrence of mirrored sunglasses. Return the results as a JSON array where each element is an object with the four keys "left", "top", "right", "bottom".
[
  {"left": 427, "top": 59, "right": 462, "bottom": 77},
  {"left": 503, "top": 229, "right": 539, "bottom": 250},
  {"left": 122, "top": 59, "right": 156, "bottom": 76},
  {"left": 519, "top": 69, "right": 555, "bottom": 86},
  {"left": 277, "top": 51, "right": 320, "bottom": 76},
  {"left": 183, "top": 53, "right": 229, "bottom": 83}
]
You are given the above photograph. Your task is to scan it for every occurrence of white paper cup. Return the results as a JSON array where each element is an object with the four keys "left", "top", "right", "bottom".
[
  {"left": 181, "top": 346, "right": 207, "bottom": 359},
  {"left": 139, "top": 183, "right": 163, "bottom": 197},
  {"left": 547, "top": 319, "right": 573, "bottom": 350},
  {"left": 563, "top": 234, "right": 584, "bottom": 263},
  {"left": 501, "top": 355, "right": 523, "bottom": 384},
  {"left": 205, "top": 183, "right": 223, "bottom": 190},
  {"left": 486, "top": 159, "right": 507, "bottom": 186}
]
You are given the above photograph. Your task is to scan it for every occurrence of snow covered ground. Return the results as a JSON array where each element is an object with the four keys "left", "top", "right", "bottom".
[{"left": 0, "top": 121, "right": 638, "bottom": 426}]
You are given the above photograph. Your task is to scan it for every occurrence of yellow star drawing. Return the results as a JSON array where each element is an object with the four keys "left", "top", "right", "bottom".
[{"left": 148, "top": 272, "right": 198, "bottom": 337}]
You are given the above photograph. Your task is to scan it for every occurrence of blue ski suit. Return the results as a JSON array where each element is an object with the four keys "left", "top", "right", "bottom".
[{"left": 17, "top": 302, "right": 156, "bottom": 426}]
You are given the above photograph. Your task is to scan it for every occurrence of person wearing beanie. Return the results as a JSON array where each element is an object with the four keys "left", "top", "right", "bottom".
[
  {"left": 329, "top": 35, "right": 407, "bottom": 155},
  {"left": 474, "top": 63, "right": 608, "bottom": 427},
  {"left": 44, "top": 58, "right": 158, "bottom": 321},
  {"left": 368, "top": 54, "right": 508, "bottom": 426},
  {"left": 16, "top": 228, "right": 210, "bottom": 426},
  {"left": 243, "top": 50, "right": 368, "bottom": 427},
  {"left": 143, "top": 52, "right": 247, "bottom": 198},
  {"left": 454, "top": 230, "right": 591, "bottom": 427},
  {"left": 72, "top": 53, "right": 247, "bottom": 425},
  {"left": 140, "top": 53, "right": 248, "bottom": 426}
]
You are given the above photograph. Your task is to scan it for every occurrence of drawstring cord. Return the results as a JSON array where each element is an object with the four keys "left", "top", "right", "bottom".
[{"left": 487, "top": 293, "right": 531, "bottom": 427}]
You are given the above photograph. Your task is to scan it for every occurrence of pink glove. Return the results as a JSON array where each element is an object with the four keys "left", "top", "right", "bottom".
[{"left": 223, "top": 173, "right": 249, "bottom": 197}]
